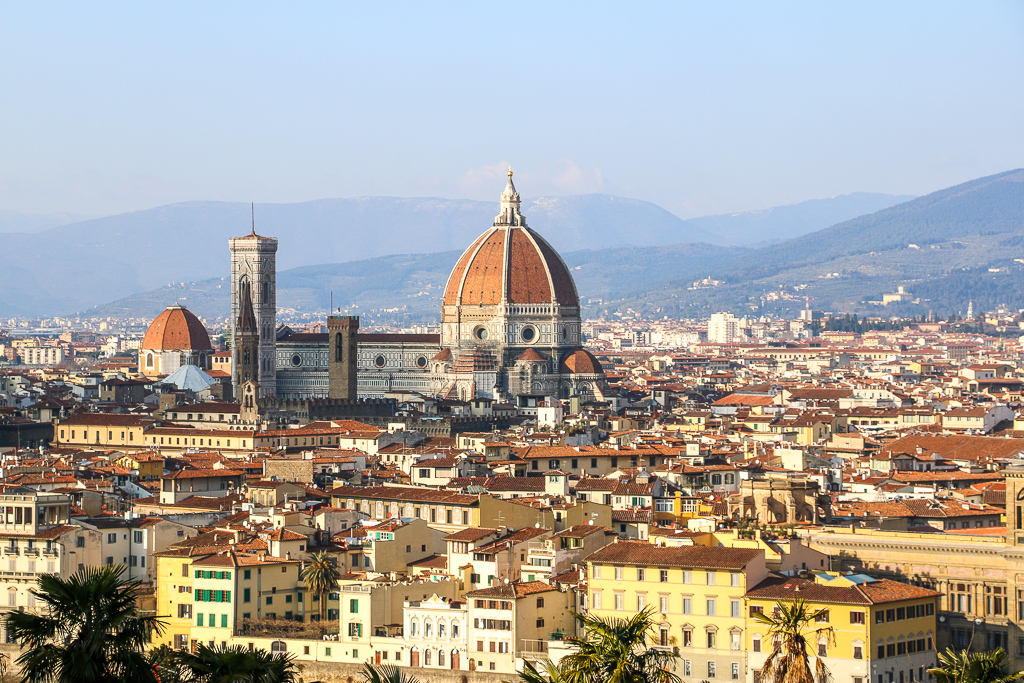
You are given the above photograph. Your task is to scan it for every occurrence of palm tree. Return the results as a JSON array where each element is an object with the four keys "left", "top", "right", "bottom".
[
  {"left": 5, "top": 564, "right": 164, "bottom": 683},
  {"left": 515, "top": 660, "right": 566, "bottom": 683},
  {"left": 558, "top": 606, "right": 680, "bottom": 683},
  {"left": 171, "top": 643, "right": 297, "bottom": 683},
  {"left": 360, "top": 662, "right": 421, "bottom": 683},
  {"left": 928, "top": 647, "right": 1024, "bottom": 683},
  {"left": 302, "top": 550, "right": 340, "bottom": 622},
  {"left": 751, "top": 598, "right": 835, "bottom": 683}
]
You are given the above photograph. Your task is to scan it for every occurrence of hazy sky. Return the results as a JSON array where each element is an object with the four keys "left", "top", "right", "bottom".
[{"left": 2, "top": 2, "right": 1023, "bottom": 219}]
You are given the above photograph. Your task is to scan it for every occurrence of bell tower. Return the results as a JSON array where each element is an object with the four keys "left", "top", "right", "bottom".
[
  {"left": 229, "top": 206, "right": 278, "bottom": 398},
  {"left": 327, "top": 315, "right": 359, "bottom": 399},
  {"left": 233, "top": 280, "right": 260, "bottom": 392},
  {"left": 1007, "top": 468, "right": 1024, "bottom": 548}
]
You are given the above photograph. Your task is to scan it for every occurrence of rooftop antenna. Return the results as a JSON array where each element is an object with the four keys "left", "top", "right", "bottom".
[{"left": 250, "top": 202, "right": 256, "bottom": 236}]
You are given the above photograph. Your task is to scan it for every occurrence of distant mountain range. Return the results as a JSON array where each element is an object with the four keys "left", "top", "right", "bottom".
[
  {"left": 615, "top": 168, "right": 1024, "bottom": 318},
  {"left": 92, "top": 167, "right": 1023, "bottom": 324},
  {"left": 0, "top": 190, "right": 910, "bottom": 317}
]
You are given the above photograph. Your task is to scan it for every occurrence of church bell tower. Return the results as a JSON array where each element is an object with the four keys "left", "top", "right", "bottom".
[{"left": 229, "top": 208, "right": 278, "bottom": 398}]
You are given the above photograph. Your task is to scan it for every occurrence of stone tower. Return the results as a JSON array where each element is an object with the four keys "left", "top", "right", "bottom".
[
  {"left": 1007, "top": 468, "right": 1024, "bottom": 547},
  {"left": 229, "top": 213, "right": 278, "bottom": 397},
  {"left": 327, "top": 315, "right": 359, "bottom": 399},
  {"left": 233, "top": 281, "right": 260, "bottom": 391}
]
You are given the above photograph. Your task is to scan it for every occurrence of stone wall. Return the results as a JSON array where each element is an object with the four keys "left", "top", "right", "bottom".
[
  {"left": 0, "top": 644, "right": 509, "bottom": 683},
  {"left": 291, "top": 662, "right": 508, "bottom": 683}
]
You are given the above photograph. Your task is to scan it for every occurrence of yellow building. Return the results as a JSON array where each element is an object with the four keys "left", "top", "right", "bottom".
[
  {"left": 55, "top": 413, "right": 155, "bottom": 449},
  {"left": 114, "top": 451, "right": 165, "bottom": 480},
  {"left": 745, "top": 572, "right": 940, "bottom": 683},
  {"left": 154, "top": 548, "right": 301, "bottom": 652},
  {"left": 586, "top": 541, "right": 768, "bottom": 682}
]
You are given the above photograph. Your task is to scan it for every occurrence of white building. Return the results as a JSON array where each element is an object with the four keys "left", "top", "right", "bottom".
[{"left": 707, "top": 312, "right": 741, "bottom": 343}]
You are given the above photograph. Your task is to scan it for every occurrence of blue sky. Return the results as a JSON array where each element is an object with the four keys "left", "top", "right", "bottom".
[{"left": 1, "top": 2, "right": 1022, "bottom": 218}]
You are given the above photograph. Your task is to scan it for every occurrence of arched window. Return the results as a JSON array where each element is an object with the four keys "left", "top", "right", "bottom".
[
  {"left": 271, "top": 641, "right": 287, "bottom": 658},
  {"left": 243, "top": 349, "right": 251, "bottom": 365},
  {"left": 425, "top": 621, "right": 433, "bottom": 638},
  {"left": 146, "top": 354, "right": 153, "bottom": 368},
  {"left": 438, "top": 622, "right": 446, "bottom": 638},
  {"left": 438, "top": 649, "right": 445, "bottom": 667},
  {"left": 410, "top": 620, "right": 419, "bottom": 637},
  {"left": 424, "top": 649, "right": 431, "bottom": 666}
]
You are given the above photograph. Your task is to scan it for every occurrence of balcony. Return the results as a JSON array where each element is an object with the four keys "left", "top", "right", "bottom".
[
  {"left": 2, "top": 547, "right": 18, "bottom": 556},
  {"left": 22, "top": 548, "right": 39, "bottom": 557}
]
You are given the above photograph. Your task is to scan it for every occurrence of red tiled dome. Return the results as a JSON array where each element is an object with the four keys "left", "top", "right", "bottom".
[
  {"left": 443, "top": 227, "right": 578, "bottom": 307},
  {"left": 142, "top": 305, "right": 212, "bottom": 351},
  {"left": 559, "top": 349, "right": 602, "bottom": 375}
]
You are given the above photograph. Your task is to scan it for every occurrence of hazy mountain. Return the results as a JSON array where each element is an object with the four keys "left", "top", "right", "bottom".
[
  {"left": 604, "top": 168, "right": 1024, "bottom": 317},
  {"left": 0, "top": 194, "right": 713, "bottom": 317},
  {"left": 0, "top": 209, "right": 91, "bottom": 234},
  {"left": 86, "top": 243, "right": 748, "bottom": 324},
  {"left": 688, "top": 192, "right": 915, "bottom": 246}
]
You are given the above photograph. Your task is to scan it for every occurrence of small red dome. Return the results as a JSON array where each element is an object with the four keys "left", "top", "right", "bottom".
[
  {"left": 142, "top": 305, "right": 212, "bottom": 351},
  {"left": 559, "top": 349, "right": 602, "bottom": 375}
]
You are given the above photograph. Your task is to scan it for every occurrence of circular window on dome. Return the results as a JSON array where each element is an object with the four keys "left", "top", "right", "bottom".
[
  {"left": 521, "top": 326, "right": 537, "bottom": 343},
  {"left": 291, "top": 354, "right": 302, "bottom": 367},
  {"left": 474, "top": 326, "right": 488, "bottom": 341},
  {"left": 416, "top": 356, "right": 427, "bottom": 368},
  {"left": 374, "top": 355, "right": 386, "bottom": 368}
]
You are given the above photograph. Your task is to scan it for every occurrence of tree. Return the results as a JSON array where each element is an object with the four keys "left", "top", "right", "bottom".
[
  {"left": 5, "top": 564, "right": 164, "bottom": 683},
  {"left": 301, "top": 550, "right": 341, "bottom": 622},
  {"left": 558, "top": 607, "right": 680, "bottom": 683},
  {"left": 170, "top": 643, "right": 297, "bottom": 683},
  {"left": 360, "top": 662, "right": 421, "bottom": 683},
  {"left": 751, "top": 599, "right": 835, "bottom": 683},
  {"left": 928, "top": 647, "right": 1024, "bottom": 683}
]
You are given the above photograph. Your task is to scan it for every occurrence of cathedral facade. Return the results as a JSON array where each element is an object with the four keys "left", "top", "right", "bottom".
[{"left": 232, "top": 173, "right": 605, "bottom": 406}]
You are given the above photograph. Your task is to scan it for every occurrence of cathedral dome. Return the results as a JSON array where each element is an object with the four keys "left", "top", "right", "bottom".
[
  {"left": 442, "top": 172, "right": 579, "bottom": 308},
  {"left": 142, "top": 304, "right": 213, "bottom": 351},
  {"left": 559, "top": 348, "right": 602, "bottom": 375}
]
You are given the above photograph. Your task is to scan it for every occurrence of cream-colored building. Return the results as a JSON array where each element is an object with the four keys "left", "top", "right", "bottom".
[{"left": 586, "top": 541, "right": 767, "bottom": 683}]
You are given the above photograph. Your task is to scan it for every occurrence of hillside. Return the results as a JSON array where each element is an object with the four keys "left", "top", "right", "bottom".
[
  {"left": 85, "top": 243, "right": 747, "bottom": 325},
  {"left": 0, "top": 190, "right": 910, "bottom": 317},
  {"left": 689, "top": 192, "right": 914, "bottom": 246},
  {"left": 599, "top": 168, "right": 1024, "bottom": 317}
]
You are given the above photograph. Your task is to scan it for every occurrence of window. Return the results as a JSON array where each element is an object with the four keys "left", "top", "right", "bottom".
[
  {"left": 707, "top": 571, "right": 716, "bottom": 585},
  {"left": 221, "top": 614, "right": 228, "bottom": 628},
  {"left": 875, "top": 610, "right": 884, "bottom": 624},
  {"left": 731, "top": 573, "right": 740, "bottom": 587},
  {"left": 707, "top": 598, "right": 716, "bottom": 616},
  {"left": 730, "top": 632, "right": 740, "bottom": 650},
  {"left": 854, "top": 645, "right": 863, "bottom": 660},
  {"left": 732, "top": 663, "right": 740, "bottom": 680},
  {"left": 682, "top": 629, "right": 693, "bottom": 647},
  {"left": 683, "top": 597, "right": 692, "bottom": 614},
  {"left": 683, "top": 660, "right": 691, "bottom": 677},
  {"left": 815, "top": 610, "right": 829, "bottom": 623},
  {"left": 753, "top": 635, "right": 762, "bottom": 652},
  {"left": 197, "top": 614, "right": 203, "bottom": 627},
  {"left": 614, "top": 593, "right": 624, "bottom": 611},
  {"left": 536, "top": 618, "right": 545, "bottom": 627},
  {"left": 592, "top": 565, "right": 601, "bottom": 579},
  {"left": 660, "top": 569, "right": 669, "bottom": 582},
  {"left": 706, "top": 630, "right": 716, "bottom": 649},
  {"left": 637, "top": 568, "right": 645, "bottom": 581},
  {"left": 683, "top": 570, "right": 691, "bottom": 584},
  {"left": 659, "top": 596, "right": 668, "bottom": 613},
  {"left": 243, "top": 588, "right": 250, "bottom": 603},
  {"left": 850, "top": 611, "right": 865, "bottom": 624},
  {"left": 987, "top": 586, "right": 1007, "bottom": 616},
  {"left": 614, "top": 566, "right": 623, "bottom": 581},
  {"left": 818, "top": 641, "right": 828, "bottom": 657},
  {"left": 592, "top": 593, "right": 601, "bottom": 610},
  {"left": 708, "top": 662, "right": 716, "bottom": 678},
  {"left": 350, "top": 599, "right": 358, "bottom": 613},
  {"left": 637, "top": 594, "right": 646, "bottom": 611},
  {"left": 731, "top": 601, "right": 740, "bottom": 618}
]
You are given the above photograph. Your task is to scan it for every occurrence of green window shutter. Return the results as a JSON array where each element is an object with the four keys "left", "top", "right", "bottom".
[
  {"left": 225, "top": 571, "right": 231, "bottom": 579},
  {"left": 225, "top": 591, "right": 231, "bottom": 603},
  {"left": 221, "top": 614, "right": 227, "bottom": 628},
  {"left": 197, "top": 614, "right": 203, "bottom": 626},
  {"left": 195, "top": 570, "right": 201, "bottom": 578}
]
